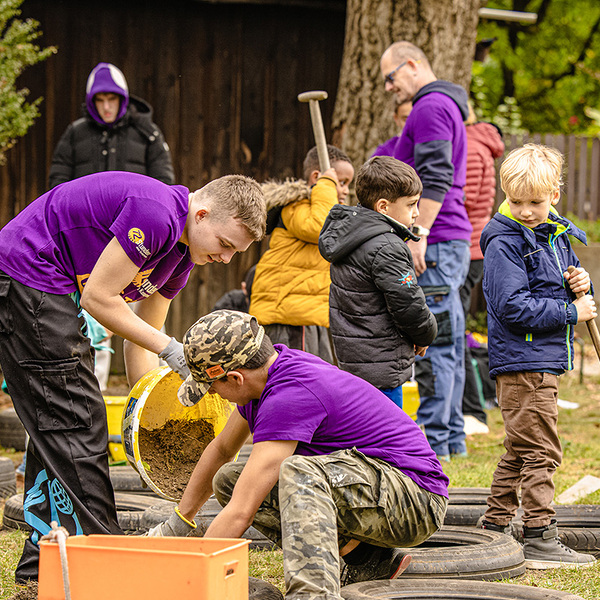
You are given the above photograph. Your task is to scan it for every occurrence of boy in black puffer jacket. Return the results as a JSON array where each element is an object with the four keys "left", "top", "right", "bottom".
[{"left": 319, "top": 155, "right": 437, "bottom": 409}]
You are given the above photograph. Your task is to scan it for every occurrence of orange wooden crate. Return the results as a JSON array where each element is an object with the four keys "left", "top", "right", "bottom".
[{"left": 38, "top": 536, "right": 249, "bottom": 600}]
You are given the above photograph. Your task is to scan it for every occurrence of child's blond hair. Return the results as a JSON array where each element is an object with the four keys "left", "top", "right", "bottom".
[{"left": 500, "top": 143, "right": 563, "bottom": 201}]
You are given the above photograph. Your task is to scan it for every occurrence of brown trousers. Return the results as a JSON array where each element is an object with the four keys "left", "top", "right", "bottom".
[{"left": 484, "top": 372, "right": 561, "bottom": 528}]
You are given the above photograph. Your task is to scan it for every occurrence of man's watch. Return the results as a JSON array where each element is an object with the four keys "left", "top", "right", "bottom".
[{"left": 412, "top": 225, "right": 430, "bottom": 237}]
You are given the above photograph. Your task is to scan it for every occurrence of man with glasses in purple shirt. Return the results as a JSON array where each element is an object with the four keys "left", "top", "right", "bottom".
[
  {"left": 0, "top": 171, "right": 265, "bottom": 585},
  {"left": 375, "top": 41, "right": 472, "bottom": 462}
]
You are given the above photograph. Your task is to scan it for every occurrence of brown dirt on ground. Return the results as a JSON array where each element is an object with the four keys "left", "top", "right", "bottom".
[
  {"left": 138, "top": 418, "right": 215, "bottom": 499},
  {"left": 7, "top": 581, "right": 37, "bottom": 600},
  {"left": 104, "top": 374, "right": 130, "bottom": 397}
]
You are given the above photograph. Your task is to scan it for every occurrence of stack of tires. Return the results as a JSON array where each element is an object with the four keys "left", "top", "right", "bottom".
[
  {"left": 0, "top": 408, "right": 27, "bottom": 451},
  {"left": 0, "top": 456, "right": 17, "bottom": 500},
  {"left": 445, "top": 486, "right": 600, "bottom": 557},
  {"left": 2, "top": 449, "right": 593, "bottom": 600},
  {"left": 336, "top": 486, "right": 592, "bottom": 600}
]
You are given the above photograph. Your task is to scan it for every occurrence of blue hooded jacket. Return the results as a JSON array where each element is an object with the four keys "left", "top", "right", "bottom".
[{"left": 480, "top": 202, "right": 587, "bottom": 377}]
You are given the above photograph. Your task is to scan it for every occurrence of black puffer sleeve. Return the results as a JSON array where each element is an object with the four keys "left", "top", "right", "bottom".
[{"left": 371, "top": 239, "right": 438, "bottom": 346}]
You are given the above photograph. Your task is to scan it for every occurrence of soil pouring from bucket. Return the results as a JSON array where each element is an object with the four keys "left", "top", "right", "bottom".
[{"left": 122, "top": 367, "right": 233, "bottom": 501}]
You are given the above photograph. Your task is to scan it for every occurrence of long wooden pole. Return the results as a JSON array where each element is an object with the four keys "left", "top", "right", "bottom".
[{"left": 568, "top": 265, "right": 600, "bottom": 361}]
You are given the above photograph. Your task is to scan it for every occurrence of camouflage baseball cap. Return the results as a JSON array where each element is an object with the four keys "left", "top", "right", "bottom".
[{"left": 177, "top": 309, "right": 265, "bottom": 407}]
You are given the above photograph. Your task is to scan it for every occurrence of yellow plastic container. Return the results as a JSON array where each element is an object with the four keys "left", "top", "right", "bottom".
[
  {"left": 38, "top": 535, "right": 249, "bottom": 600},
  {"left": 402, "top": 381, "right": 420, "bottom": 421},
  {"left": 121, "top": 366, "right": 233, "bottom": 501},
  {"left": 104, "top": 395, "right": 127, "bottom": 462}
]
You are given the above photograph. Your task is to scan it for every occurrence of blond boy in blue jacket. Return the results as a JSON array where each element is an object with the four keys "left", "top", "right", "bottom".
[{"left": 479, "top": 144, "right": 597, "bottom": 569}]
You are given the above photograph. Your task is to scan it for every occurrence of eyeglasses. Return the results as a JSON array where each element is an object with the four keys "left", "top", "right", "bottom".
[
  {"left": 384, "top": 61, "right": 407, "bottom": 86},
  {"left": 384, "top": 59, "right": 420, "bottom": 86}
]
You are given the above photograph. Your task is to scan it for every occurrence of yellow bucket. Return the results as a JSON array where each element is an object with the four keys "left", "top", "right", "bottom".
[
  {"left": 402, "top": 381, "right": 420, "bottom": 421},
  {"left": 104, "top": 395, "right": 127, "bottom": 462},
  {"left": 121, "top": 366, "right": 233, "bottom": 501}
]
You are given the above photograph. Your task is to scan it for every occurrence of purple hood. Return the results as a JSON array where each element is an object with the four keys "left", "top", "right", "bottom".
[{"left": 85, "top": 62, "right": 130, "bottom": 127}]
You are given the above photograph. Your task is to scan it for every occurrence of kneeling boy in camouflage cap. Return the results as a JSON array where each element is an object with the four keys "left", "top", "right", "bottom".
[{"left": 150, "top": 309, "right": 449, "bottom": 598}]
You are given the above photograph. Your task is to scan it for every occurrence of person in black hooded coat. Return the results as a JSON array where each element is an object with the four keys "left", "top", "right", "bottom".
[
  {"left": 48, "top": 62, "right": 174, "bottom": 189},
  {"left": 47, "top": 62, "right": 175, "bottom": 392}
]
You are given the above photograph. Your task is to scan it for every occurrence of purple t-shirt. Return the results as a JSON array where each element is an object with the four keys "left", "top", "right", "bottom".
[
  {"left": 0, "top": 172, "right": 194, "bottom": 302},
  {"left": 238, "top": 345, "right": 449, "bottom": 497}
]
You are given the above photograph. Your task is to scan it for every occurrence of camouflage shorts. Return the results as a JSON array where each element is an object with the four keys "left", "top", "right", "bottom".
[{"left": 213, "top": 447, "right": 447, "bottom": 600}]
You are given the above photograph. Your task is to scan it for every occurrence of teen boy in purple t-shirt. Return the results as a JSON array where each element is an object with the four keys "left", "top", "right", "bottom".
[
  {"left": 0, "top": 171, "right": 265, "bottom": 584},
  {"left": 149, "top": 310, "right": 448, "bottom": 600}
]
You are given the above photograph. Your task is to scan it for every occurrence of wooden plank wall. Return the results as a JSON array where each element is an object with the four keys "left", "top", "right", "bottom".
[{"left": 0, "top": 0, "right": 346, "bottom": 370}]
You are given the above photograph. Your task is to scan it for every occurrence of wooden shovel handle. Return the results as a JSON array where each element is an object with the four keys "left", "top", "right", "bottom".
[{"left": 567, "top": 265, "right": 600, "bottom": 361}]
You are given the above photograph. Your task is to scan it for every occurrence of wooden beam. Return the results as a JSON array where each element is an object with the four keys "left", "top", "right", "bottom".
[{"left": 478, "top": 7, "right": 538, "bottom": 24}]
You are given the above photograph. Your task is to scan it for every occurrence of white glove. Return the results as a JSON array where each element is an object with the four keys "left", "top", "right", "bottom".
[
  {"left": 158, "top": 337, "right": 190, "bottom": 380},
  {"left": 146, "top": 507, "right": 197, "bottom": 537}
]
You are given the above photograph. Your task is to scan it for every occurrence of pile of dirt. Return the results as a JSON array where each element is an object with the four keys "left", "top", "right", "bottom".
[
  {"left": 138, "top": 418, "right": 215, "bottom": 499},
  {"left": 8, "top": 581, "right": 38, "bottom": 600}
]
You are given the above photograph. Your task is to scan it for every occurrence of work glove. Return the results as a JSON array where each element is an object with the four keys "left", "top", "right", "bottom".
[
  {"left": 145, "top": 507, "right": 197, "bottom": 537},
  {"left": 158, "top": 337, "right": 190, "bottom": 380}
]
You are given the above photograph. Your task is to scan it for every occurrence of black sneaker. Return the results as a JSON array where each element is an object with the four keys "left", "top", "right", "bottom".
[
  {"left": 341, "top": 547, "right": 412, "bottom": 586},
  {"left": 478, "top": 517, "right": 523, "bottom": 543},
  {"left": 480, "top": 518, "right": 511, "bottom": 534}
]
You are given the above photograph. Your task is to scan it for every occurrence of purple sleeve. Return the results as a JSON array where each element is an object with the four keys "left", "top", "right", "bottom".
[
  {"left": 158, "top": 259, "right": 194, "bottom": 299},
  {"left": 109, "top": 197, "right": 175, "bottom": 267},
  {"left": 411, "top": 102, "right": 456, "bottom": 202}
]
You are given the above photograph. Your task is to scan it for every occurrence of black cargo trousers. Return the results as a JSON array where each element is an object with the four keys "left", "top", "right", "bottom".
[{"left": 0, "top": 272, "right": 122, "bottom": 582}]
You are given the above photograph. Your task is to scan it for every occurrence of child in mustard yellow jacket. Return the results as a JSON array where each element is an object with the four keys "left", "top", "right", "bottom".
[{"left": 250, "top": 145, "right": 354, "bottom": 362}]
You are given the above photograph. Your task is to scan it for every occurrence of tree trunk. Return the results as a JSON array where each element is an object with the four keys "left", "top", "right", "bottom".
[{"left": 332, "top": 0, "right": 481, "bottom": 168}]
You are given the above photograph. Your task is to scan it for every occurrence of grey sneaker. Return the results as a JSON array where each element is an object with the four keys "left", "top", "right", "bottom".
[
  {"left": 341, "top": 547, "right": 412, "bottom": 586},
  {"left": 523, "top": 521, "right": 596, "bottom": 569}
]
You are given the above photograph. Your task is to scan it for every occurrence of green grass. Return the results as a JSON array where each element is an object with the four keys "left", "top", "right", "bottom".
[
  {"left": 0, "top": 530, "right": 26, "bottom": 600},
  {"left": 1, "top": 347, "right": 599, "bottom": 599},
  {"left": 566, "top": 213, "right": 600, "bottom": 244}
]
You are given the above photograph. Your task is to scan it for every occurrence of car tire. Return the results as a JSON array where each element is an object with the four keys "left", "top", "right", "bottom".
[
  {"left": 109, "top": 465, "right": 160, "bottom": 497},
  {"left": 1, "top": 492, "right": 172, "bottom": 534},
  {"left": 444, "top": 504, "right": 487, "bottom": 526},
  {"left": 0, "top": 456, "right": 17, "bottom": 499},
  {"left": 447, "top": 487, "right": 491, "bottom": 505},
  {"left": 401, "top": 526, "right": 525, "bottom": 581},
  {"left": 446, "top": 502, "right": 600, "bottom": 528},
  {"left": 341, "top": 578, "right": 585, "bottom": 599},
  {"left": 0, "top": 408, "right": 27, "bottom": 451},
  {"left": 557, "top": 527, "right": 600, "bottom": 557},
  {"left": 249, "top": 576, "right": 283, "bottom": 599},
  {"left": 140, "top": 496, "right": 276, "bottom": 549}
]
